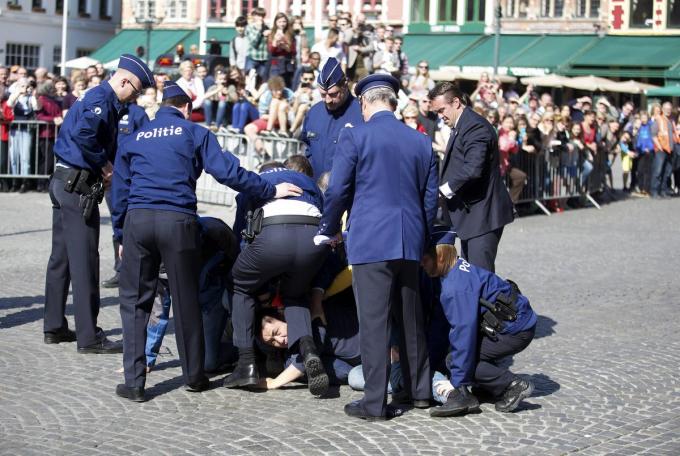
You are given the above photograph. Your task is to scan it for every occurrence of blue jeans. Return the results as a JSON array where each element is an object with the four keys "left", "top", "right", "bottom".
[
  {"left": 431, "top": 371, "right": 452, "bottom": 404},
  {"left": 245, "top": 57, "right": 268, "bottom": 83},
  {"left": 203, "top": 100, "right": 230, "bottom": 128},
  {"left": 145, "top": 279, "right": 172, "bottom": 367},
  {"left": 651, "top": 150, "right": 672, "bottom": 196},
  {"left": 231, "top": 101, "right": 259, "bottom": 132},
  {"left": 581, "top": 160, "right": 593, "bottom": 188},
  {"left": 347, "top": 362, "right": 402, "bottom": 394}
]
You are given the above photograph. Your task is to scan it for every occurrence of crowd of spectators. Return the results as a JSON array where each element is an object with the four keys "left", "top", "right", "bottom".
[{"left": 1, "top": 9, "right": 679, "bottom": 204}]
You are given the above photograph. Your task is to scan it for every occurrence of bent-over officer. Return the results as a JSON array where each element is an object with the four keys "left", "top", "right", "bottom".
[
  {"left": 111, "top": 81, "right": 302, "bottom": 402},
  {"left": 44, "top": 54, "right": 154, "bottom": 353},
  {"left": 300, "top": 57, "right": 363, "bottom": 180},
  {"left": 224, "top": 155, "right": 330, "bottom": 396},
  {"left": 316, "top": 74, "right": 439, "bottom": 420}
]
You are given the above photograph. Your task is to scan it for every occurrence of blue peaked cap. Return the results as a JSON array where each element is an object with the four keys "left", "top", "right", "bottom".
[
  {"left": 118, "top": 54, "right": 154, "bottom": 89},
  {"left": 317, "top": 57, "right": 345, "bottom": 90},
  {"left": 162, "top": 80, "right": 189, "bottom": 101},
  {"left": 355, "top": 73, "right": 400, "bottom": 97},
  {"left": 429, "top": 226, "right": 457, "bottom": 247}
]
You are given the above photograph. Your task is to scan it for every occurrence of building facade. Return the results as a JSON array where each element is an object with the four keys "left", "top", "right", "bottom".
[{"left": 0, "top": 0, "right": 121, "bottom": 72}]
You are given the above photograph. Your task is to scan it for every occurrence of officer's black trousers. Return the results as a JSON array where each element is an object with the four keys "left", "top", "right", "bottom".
[
  {"left": 352, "top": 260, "right": 431, "bottom": 417},
  {"left": 476, "top": 326, "right": 535, "bottom": 397},
  {"left": 119, "top": 209, "right": 204, "bottom": 388},
  {"left": 461, "top": 227, "right": 504, "bottom": 273},
  {"left": 44, "top": 176, "right": 102, "bottom": 347},
  {"left": 231, "top": 224, "right": 327, "bottom": 352}
]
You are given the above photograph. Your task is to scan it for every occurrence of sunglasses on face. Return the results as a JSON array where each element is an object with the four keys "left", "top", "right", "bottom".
[{"left": 419, "top": 65, "right": 428, "bottom": 69}]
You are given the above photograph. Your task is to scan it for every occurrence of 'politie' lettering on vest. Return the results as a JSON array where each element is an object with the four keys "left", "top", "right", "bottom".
[{"left": 136, "top": 126, "right": 183, "bottom": 141}]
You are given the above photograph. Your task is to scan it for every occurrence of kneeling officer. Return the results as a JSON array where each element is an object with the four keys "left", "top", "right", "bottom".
[{"left": 111, "top": 81, "right": 302, "bottom": 402}]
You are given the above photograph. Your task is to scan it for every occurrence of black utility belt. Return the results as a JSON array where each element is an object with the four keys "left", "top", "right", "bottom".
[
  {"left": 53, "top": 166, "right": 101, "bottom": 195},
  {"left": 261, "top": 215, "right": 320, "bottom": 227}
]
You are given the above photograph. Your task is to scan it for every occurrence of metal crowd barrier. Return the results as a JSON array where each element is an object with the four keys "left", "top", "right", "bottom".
[
  {"left": 198, "top": 131, "right": 307, "bottom": 206},
  {"left": 509, "top": 146, "right": 601, "bottom": 215},
  {"left": 0, "top": 120, "right": 58, "bottom": 179}
]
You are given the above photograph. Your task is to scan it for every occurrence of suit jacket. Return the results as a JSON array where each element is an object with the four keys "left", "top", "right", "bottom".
[
  {"left": 440, "top": 107, "right": 514, "bottom": 240},
  {"left": 319, "top": 110, "right": 439, "bottom": 264}
]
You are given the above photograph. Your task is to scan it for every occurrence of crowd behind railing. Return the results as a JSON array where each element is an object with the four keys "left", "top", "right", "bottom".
[{"left": 2, "top": 7, "right": 680, "bottom": 204}]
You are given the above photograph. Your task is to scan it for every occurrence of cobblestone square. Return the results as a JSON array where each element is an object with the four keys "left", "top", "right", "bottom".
[{"left": 1, "top": 193, "right": 679, "bottom": 455}]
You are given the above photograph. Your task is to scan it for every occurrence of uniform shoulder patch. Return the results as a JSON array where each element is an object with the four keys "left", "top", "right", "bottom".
[
  {"left": 344, "top": 123, "right": 354, "bottom": 128},
  {"left": 93, "top": 107, "right": 102, "bottom": 115}
]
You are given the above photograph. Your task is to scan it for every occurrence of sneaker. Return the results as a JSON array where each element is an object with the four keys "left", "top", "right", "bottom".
[{"left": 495, "top": 378, "right": 534, "bottom": 412}]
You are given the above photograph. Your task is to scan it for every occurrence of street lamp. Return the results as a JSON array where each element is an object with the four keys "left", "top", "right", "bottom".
[
  {"left": 134, "top": 4, "right": 162, "bottom": 67},
  {"left": 493, "top": 2, "right": 502, "bottom": 77}
]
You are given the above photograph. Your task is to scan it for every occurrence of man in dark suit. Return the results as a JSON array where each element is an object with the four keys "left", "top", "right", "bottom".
[
  {"left": 429, "top": 82, "right": 514, "bottom": 272},
  {"left": 316, "top": 74, "right": 439, "bottom": 420}
]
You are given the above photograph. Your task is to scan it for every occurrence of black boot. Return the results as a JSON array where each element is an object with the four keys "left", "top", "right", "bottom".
[
  {"left": 300, "top": 336, "right": 329, "bottom": 397},
  {"left": 429, "top": 386, "right": 480, "bottom": 417},
  {"left": 222, "top": 347, "right": 259, "bottom": 388},
  {"left": 495, "top": 378, "right": 534, "bottom": 412}
]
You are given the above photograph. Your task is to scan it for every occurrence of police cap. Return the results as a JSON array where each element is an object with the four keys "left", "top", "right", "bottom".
[
  {"left": 429, "top": 226, "right": 456, "bottom": 247},
  {"left": 355, "top": 74, "right": 400, "bottom": 98},
  {"left": 118, "top": 54, "right": 154, "bottom": 89},
  {"left": 317, "top": 57, "right": 345, "bottom": 91},
  {"left": 162, "top": 80, "right": 189, "bottom": 101}
]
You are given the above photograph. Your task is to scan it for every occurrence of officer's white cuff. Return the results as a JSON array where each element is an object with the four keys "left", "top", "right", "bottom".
[
  {"left": 439, "top": 182, "right": 454, "bottom": 199},
  {"left": 314, "top": 235, "right": 333, "bottom": 246}
]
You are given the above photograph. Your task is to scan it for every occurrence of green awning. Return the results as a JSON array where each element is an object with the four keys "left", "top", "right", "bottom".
[
  {"left": 90, "top": 29, "right": 193, "bottom": 64},
  {"left": 403, "top": 34, "right": 483, "bottom": 70},
  {"left": 176, "top": 28, "right": 236, "bottom": 52},
  {"left": 505, "top": 35, "right": 598, "bottom": 75},
  {"left": 450, "top": 35, "right": 543, "bottom": 68},
  {"left": 646, "top": 84, "right": 680, "bottom": 96},
  {"left": 564, "top": 35, "right": 680, "bottom": 79}
]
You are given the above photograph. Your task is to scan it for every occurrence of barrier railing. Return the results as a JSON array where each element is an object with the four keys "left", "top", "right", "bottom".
[
  {"left": 0, "top": 120, "right": 59, "bottom": 179},
  {"left": 508, "top": 145, "right": 601, "bottom": 215}
]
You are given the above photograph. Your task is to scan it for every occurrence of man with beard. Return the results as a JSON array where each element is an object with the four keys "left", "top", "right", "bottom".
[{"left": 300, "top": 57, "right": 363, "bottom": 180}]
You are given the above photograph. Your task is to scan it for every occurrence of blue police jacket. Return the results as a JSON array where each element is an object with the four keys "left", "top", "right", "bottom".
[
  {"left": 318, "top": 110, "right": 439, "bottom": 264},
  {"left": 300, "top": 95, "right": 363, "bottom": 180},
  {"left": 440, "top": 257, "right": 537, "bottom": 387},
  {"left": 116, "top": 103, "right": 149, "bottom": 154},
  {"left": 111, "top": 106, "right": 276, "bottom": 241},
  {"left": 54, "top": 82, "right": 123, "bottom": 174},
  {"left": 233, "top": 167, "right": 324, "bottom": 245}
]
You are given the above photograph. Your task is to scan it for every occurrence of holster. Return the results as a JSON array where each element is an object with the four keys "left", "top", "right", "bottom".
[
  {"left": 241, "top": 207, "right": 264, "bottom": 244},
  {"left": 479, "top": 279, "right": 521, "bottom": 339}
]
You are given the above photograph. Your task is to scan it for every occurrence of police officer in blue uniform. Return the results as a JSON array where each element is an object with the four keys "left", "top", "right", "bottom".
[
  {"left": 224, "top": 155, "right": 330, "bottom": 396},
  {"left": 420, "top": 227, "right": 537, "bottom": 417},
  {"left": 300, "top": 57, "right": 364, "bottom": 180},
  {"left": 316, "top": 74, "right": 439, "bottom": 420},
  {"left": 102, "top": 102, "right": 149, "bottom": 289},
  {"left": 111, "top": 81, "right": 302, "bottom": 402},
  {"left": 44, "top": 54, "right": 154, "bottom": 353},
  {"left": 429, "top": 82, "right": 514, "bottom": 272}
]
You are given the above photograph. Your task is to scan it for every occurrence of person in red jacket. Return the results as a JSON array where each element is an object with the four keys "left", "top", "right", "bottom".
[
  {"left": 0, "top": 92, "right": 13, "bottom": 192},
  {"left": 267, "top": 13, "right": 296, "bottom": 87},
  {"left": 35, "top": 81, "right": 64, "bottom": 191}
]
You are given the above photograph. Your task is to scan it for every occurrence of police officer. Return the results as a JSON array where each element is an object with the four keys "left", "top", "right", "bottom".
[
  {"left": 316, "top": 74, "right": 439, "bottom": 420},
  {"left": 44, "top": 54, "right": 154, "bottom": 353},
  {"left": 111, "top": 81, "right": 302, "bottom": 402},
  {"left": 429, "top": 82, "right": 514, "bottom": 272},
  {"left": 102, "top": 101, "right": 149, "bottom": 289},
  {"left": 300, "top": 57, "right": 363, "bottom": 180},
  {"left": 420, "top": 227, "right": 537, "bottom": 417},
  {"left": 224, "top": 155, "right": 330, "bottom": 396}
]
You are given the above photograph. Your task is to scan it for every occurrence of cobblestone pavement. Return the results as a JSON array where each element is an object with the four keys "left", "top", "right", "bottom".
[{"left": 1, "top": 192, "right": 679, "bottom": 456}]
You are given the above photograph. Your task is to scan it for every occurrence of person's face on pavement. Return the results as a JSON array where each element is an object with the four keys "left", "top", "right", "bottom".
[{"left": 261, "top": 317, "right": 288, "bottom": 348}]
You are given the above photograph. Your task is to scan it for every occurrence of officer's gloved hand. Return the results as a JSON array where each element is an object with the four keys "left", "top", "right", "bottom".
[{"left": 274, "top": 182, "right": 303, "bottom": 199}]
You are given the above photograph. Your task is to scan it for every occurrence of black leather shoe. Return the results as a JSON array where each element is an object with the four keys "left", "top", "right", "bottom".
[
  {"left": 429, "top": 386, "right": 480, "bottom": 417},
  {"left": 186, "top": 377, "right": 210, "bottom": 392},
  {"left": 391, "top": 390, "right": 431, "bottom": 409},
  {"left": 101, "top": 274, "right": 119, "bottom": 288},
  {"left": 77, "top": 337, "right": 123, "bottom": 354},
  {"left": 303, "top": 351, "right": 329, "bottom": 396},
  {"left": 44, "top": 327, "right": 77, "bottom": 344},
  {"left": 344, "top": 400, "right": 403, "bottom": 421},
  {"left": 222, "top": 362, "right": 259, "bottom": 388},
  {"left": 495, "top": 378, "right": 534, "bottom": 412},
  {"left": 116, "top": 384, "right": 146, "bottom": 402}
]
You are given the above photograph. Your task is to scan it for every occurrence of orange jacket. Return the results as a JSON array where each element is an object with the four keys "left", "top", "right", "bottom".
[{"left": 654, "top": 114, "right": 679, "bottom": 153}]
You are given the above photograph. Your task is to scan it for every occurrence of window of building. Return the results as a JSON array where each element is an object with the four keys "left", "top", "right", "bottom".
[
  {"left": 210, "top": 0, "right": 226, "bottom": 19},
  {"left": 5, "top": 43, "right": 41, "bottom": 70},
  {"left": 574, "top": 0, "right": 598, "bottom": 17},
  {"left": 670, "top": 0, "right": 680, "bottom": 27},
  {"left": 135, "top": 0, "right": 157, "bottom": 19},
  {"left": 78, "top": 0, "right": 89, "bottom": 16},
  {"left": 56, "top": 0, "right": 63, "bottom": 13},
  {"left": 466, "top": 0, "right": 484, "bottom": 22},
  {"left": 53, "top": 46, "right": 61, "bottom": 74},
  {"left": 540, "top": 0, "right": 565, "bottom": 16},
  {"left": 76, "top": 48, "right": 94, "bottom": 57},
  {"left": 362, "top": 0, "right": 383, "bottom": 15},
  {"left": 411, "top": 0, "right": 431, "bottom": 22},
  {"left": 589, "top": 0, "right": 599, "bottom": 16},
  {"left": 241, "top": 0, "right": 259, "bottom": 15},
  {"left": 32, "top": 0, "right": 46, "bottom": 11},
  {"left": 167, "top": 0, "right": 188, "bottom": 18},
  {"left": 7, "top": 0, "right": 22, "bottom": 10},
  {"left": 630, "top": 0, "right": 653, "bottom": 27},
  {"left": 505, "top": 0, "right": 528, "bottom": 17},
  {"left": 99, "top": 0, "right": 112, "bottom": 19},
  {"left": 436, "top": 0, "right": 456, "bottom": 22}
]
